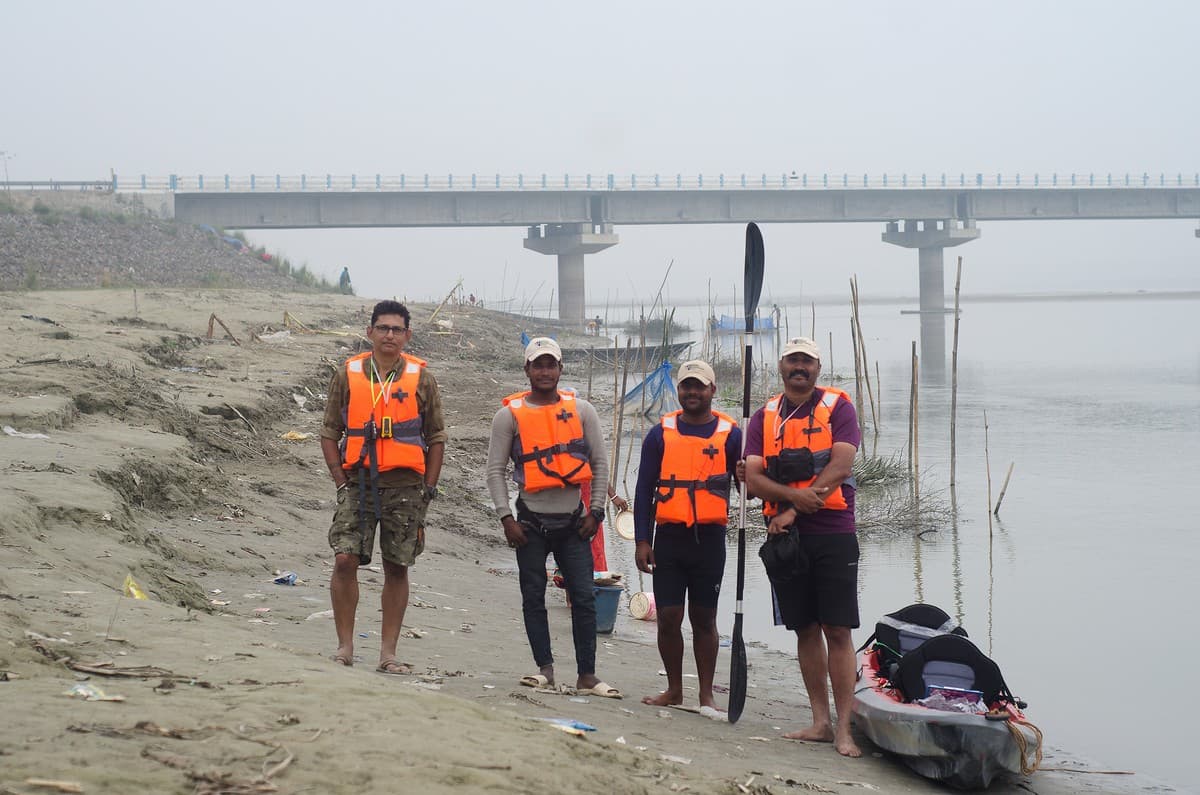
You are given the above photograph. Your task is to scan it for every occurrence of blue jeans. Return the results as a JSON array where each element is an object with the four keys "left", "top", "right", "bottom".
[{"left": 514, "top": 507, "right": 596, "bottom": 676}]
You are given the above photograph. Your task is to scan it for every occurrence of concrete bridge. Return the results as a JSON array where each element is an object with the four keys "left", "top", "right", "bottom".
[{"left": 114, "top": 172, "right": 1200, "bottom": 372}]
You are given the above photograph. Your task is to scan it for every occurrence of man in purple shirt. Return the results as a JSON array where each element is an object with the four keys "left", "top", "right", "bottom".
[{"left": 744, "top": 337, "right": 862, "bottom": 758}]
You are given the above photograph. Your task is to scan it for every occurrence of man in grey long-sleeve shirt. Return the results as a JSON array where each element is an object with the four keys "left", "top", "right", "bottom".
[{"left": 485, "top": 336, "right": 620, "bottom": 698}]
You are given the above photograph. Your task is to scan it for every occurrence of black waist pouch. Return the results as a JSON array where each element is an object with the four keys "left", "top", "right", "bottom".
[
  {"left": 516, "top": 498, "right": 583, "bottom": 541},
  {"left": 766, "top": 447, "right": 815, "bottom": 483}
]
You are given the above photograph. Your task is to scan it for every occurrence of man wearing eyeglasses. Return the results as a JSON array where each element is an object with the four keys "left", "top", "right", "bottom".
[
  {"left": 320, "top": 300, "right": 446, "bottom": 675},
  {"left": 743, "top": 337, "right": 862, "bottom": 758}
]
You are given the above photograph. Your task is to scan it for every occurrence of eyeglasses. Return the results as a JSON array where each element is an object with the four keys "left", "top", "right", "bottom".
[{"left": 374, "top": 324, "right": 409, "bottom": 336}]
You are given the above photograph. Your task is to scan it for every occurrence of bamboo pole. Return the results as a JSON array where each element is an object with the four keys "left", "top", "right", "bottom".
[
  {"left": 827, "top": 331, "right": 834, "bottom": 383},
  {"left": 586, "top": 346, "right": 594, "bottom": 401},
  {"left": 429, "top": 277, "right": 464, "bottom": 324},
  {"left": 994, "top": 462, "right": 1015, "bottom": 516},
  {"left": 950, "top": 256, "right": 964, "bottom": 488},
  {"left": 984, "top": 409, "right": 994, "bottom": 542},
  {"left": 909, "top": 341, "right": 919, "bottom": 505},
  {"left": 851, "top": 315, "right": 865, "bottom": 451},
  {"left": 873, "top": 360, "right": 882, "bottom": 458},
  {"left": 850, "top": 276, "right": 879, "bottom": 434}
]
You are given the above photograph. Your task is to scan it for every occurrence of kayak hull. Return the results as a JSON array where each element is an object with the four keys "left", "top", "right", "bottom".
[{"left": 852, "top": 651, "right": 1040, "bottom": 789}]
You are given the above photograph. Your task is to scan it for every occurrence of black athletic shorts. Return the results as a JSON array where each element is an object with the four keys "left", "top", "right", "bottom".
[
  {"left": 770, "top": 532, "right": 859, "bottom": 630},
  {"left": 651, "top": 524, "right": 726, "bottom": 610}
]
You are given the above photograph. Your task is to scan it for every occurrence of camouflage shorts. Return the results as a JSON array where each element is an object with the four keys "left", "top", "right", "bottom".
[{"left": 328, "top": 481, "right": 428, "bottom": 566}]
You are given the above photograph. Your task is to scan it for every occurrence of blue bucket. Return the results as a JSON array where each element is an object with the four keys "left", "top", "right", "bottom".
[{"left": 594, "top": 585, "right": 623, "bottom": 634}]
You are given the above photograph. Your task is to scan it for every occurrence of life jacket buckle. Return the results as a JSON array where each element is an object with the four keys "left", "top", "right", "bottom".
[{"left": 380, "top": 416, "right": 393, "bottom": 439}]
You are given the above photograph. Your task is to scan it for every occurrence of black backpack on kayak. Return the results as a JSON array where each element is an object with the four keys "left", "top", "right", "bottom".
[
  {"left": 893, "top": 633, "right": 1020, "bottom": 706},
  {"left": 858, "top": 603, "right": 968, "bottom": 673}
]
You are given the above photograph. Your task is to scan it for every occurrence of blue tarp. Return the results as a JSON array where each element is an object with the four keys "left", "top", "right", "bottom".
[{"left": 620, "top": 361, "right": 679, "bottom": 420}]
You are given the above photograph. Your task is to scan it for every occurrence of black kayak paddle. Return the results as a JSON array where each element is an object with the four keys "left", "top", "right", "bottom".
[{"left": 728, "top": 221, "right": 764, "bottom": 725}]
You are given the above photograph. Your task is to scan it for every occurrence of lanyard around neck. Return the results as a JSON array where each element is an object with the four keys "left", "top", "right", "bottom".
[{"left": 369, "top": 358, "right": 399, "bottom": 408}]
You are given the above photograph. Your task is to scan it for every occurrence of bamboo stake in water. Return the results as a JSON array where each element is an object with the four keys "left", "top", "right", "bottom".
[
  {"left": 950, "top": 256, "right": 964, "bottom": 488},
  {"left": 909, "top": 341, "right": 919, "bottom": 507},
  {"left": 994, "top": 462, "right": 1015, "bottom": 516},
  {"left": 984, "top": 409, "right": 994, "bottom": 543},
  {"left": 851, "top": 314, "right": 865, "bottom": 453},
  {"left": 850, "top": 277, "right": 879, "bottom": 435},
  {"left": 873, "top": 360, "right": 882, "bottom": 458}
]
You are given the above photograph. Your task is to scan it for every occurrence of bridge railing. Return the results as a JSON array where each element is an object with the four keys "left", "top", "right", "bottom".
[{"left": 101, "top": 172, "right": 1200, "bottom": 193}]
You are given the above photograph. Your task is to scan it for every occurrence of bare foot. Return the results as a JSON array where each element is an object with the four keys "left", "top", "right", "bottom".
[
  {"left": 782, "top": 725, "right": 835, "bottom": 742},
  {"left": 835, "top": 732, "right": 862, "bottom": 758},
  {"left": 641, "top": 690, "right": 683, "bottom": 706}
]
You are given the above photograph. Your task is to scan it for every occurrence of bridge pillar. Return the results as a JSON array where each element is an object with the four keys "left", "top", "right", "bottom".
[
  {"left": 523, "top": 222, "right": 618, "bottom": 326},
  {"left": 882, "top": 219, "right": 980, "bottom": 376}
]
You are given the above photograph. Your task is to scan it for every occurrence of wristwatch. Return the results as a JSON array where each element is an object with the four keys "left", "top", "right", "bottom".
[
  {"left": 423, "top": 483, "right": 439, "bottom": 501},
  {"left": 589, "top": 508, "right": 605, "bottom": 524}
]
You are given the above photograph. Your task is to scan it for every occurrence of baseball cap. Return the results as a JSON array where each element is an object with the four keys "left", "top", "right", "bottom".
[
  {"left": 524, "top": 337, "right": 562, "bottom": 363},
  {"left": 676, "top": 359, "right": 716, "bottom": 386},
  {"left": 780, "top": 337, "right": 821, "bottom": 361}
]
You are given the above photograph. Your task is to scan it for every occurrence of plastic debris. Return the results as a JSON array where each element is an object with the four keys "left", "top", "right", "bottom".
[
  {"left": 65, "top": 683, "right": 125, "bottom": 702},
  {"left": 305, "top": 609, "right": 334, "bottom": 621},
  {"left": 3, "top": 425, "right": 50, "bottom": 440},
  {"left": 280, "top": 430, "right": 311, "bottom": 441},
  {"left": 122, "top": 574, "right": 148, "bottom": 600},
  {"left": 273, "top": 571, "right": 298, "bottom": 585}
]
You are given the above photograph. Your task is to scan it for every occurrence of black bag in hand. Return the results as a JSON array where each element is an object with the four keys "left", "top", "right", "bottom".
[{"left": 758, "top": 527, "right": 808, "bottom": 586}]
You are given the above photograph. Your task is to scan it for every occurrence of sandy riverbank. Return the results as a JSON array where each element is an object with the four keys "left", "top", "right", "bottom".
[{"left": 0, "top": 289, "right": 1154, "bottom": 794}]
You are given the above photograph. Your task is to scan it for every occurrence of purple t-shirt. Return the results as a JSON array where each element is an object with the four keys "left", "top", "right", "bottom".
[{"left": 744, "top": 388, "right": 859, "bottom": 535}]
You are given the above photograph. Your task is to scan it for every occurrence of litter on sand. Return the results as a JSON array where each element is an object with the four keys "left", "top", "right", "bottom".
[
  {"left": 280, "top": 430, "right": 311, "bottom": 441},
  {"left": 3, "top": 425, "right": 50, "bottom": 440},
  {"left": 64, "top": 683, "right": 125, "bottom": 702},
  {"left": 122, "top": 574, "right": 148, "bottom": 600}
]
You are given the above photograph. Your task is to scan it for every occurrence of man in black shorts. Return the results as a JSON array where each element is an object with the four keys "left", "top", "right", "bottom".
[
  {"left": 744, "top": 337, "right": 862, "bottom": 757},
  {"left": 634, "top": 360, "right": 741, "bottom": 717}
]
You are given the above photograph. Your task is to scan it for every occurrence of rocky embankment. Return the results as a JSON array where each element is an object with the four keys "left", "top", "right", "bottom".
[{"left": 0, "top": 191, "right": 312, "bottom": 292}]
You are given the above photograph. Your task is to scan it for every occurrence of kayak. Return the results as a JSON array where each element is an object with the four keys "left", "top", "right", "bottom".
[{"left": 853, "top": 647, "right": 1043, "bottom": 789}]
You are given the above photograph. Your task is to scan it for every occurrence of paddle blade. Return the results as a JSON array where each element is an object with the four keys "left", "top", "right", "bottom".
[
  {"left": 728, "top": 614, "right": 748, "bottom": 724},
  {"left": 743, "top": 223, "right": 765, "bottom": 330}
]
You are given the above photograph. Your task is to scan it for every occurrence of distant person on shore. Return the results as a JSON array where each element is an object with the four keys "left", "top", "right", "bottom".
[
  {"left": 319, "top": 300, "right": 445, "bottom": 674},
  {"left": 486, "top": 337, "right": 621, "bottom": 698},
  {"left": 744, "top": 337, "right": 862, "bottom": 757},
  {"left": 634, "top": 360, "right": 740, "bottom": 718},
  {"left": 338, "top": 266, "right": 353, "bottom": 295}
]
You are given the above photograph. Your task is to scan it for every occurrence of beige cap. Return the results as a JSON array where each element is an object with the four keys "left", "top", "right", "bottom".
[
  {"left": 676, "top": 359, "right": 716, "bottom": 386},
  {"left": 524, "top": 336, "right": 562, "bottom": 362},
  {"left": 780, "top": 337, "right": 821, "bottom": 361}
]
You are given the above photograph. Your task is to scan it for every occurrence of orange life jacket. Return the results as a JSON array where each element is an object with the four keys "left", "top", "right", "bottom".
[
  {"left": 654, "top": 410, "right": 735, "bottom": 527},
  {"left": 341, "top": 352, "right": 427, "bottom": 475},
  {"left": 504, "top": 390, "right": 593, "bottom": 492},
  {"left": 761, "top": 387, "right": 854, "bottom": 516}
]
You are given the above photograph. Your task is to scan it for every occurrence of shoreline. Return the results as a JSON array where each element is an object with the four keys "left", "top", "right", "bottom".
[{"left": 0, "top": 289, "right": 1172, "bottom": 793}]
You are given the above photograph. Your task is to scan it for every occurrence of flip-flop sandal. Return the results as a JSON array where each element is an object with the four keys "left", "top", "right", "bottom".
[
  {"left": 331, "top": 654, "right": 354, "bottom": 667},
  {"left": 376, "top": 660, "right": 414, "bottom": 675},
  {"left": 582, "top": 682, "right": 622, "bottom": 699},
  {"left": 520, "top": 674, "right": 552, "bottom": 688}
]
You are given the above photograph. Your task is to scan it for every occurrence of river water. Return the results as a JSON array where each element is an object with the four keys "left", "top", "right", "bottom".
[{"left": 586, "top": 293, "right": 1199, "bottom": 791}]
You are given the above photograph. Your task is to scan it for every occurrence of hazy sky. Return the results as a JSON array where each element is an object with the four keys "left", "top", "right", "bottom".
[{"left": 7, "top": 1, "right": 1199, "bottom": 305}]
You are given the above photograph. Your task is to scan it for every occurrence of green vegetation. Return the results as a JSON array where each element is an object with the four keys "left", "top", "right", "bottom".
[{"left": 0, "top": 194, "right": 17, "bottom": 214}]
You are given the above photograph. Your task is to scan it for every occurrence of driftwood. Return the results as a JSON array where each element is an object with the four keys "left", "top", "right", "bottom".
[{"left": 206, "top": 313, "right": 241, "bottom": 346}]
